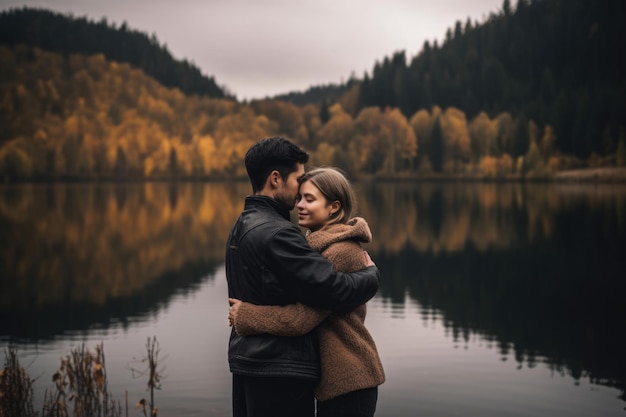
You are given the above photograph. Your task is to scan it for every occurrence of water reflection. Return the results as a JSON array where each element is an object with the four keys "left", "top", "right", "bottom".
[
  {"left": 0, "top": 181, "right": 248, "bottom": 341},
  {"left": 1, "top": 181, "right": 625, "bottom": 407},
  {"left": 358, "top": 182, "right": 626, "bottom": 254},
  {"left": 358, "top": 182, "right": 626, "bottom": 403}
]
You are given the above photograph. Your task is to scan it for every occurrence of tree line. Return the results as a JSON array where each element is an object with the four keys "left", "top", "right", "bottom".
[{"left": 1, "top": 43, "right": 625, "bottom": 181}]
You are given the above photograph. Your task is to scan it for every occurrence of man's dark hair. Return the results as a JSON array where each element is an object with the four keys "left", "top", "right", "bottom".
[{"left": 245, "top": 137, "right": 309, "bottom": 193}]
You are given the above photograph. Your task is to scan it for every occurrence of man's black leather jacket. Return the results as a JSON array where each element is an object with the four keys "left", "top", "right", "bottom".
[{"left": 226, "top": 195, "right": 380, "bottom": 380}]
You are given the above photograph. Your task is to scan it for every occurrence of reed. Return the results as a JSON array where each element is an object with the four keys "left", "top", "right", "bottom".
[
  {"left": 128, "top": 336, "right": 165, "bottom": 417},
  {"left": 41, "top": 343, "right": 122, "bottom": 417},
  {"left": 2, "top": 338, "right": 166, "bottom": 417},
  {"left": 0, "top": 343, "right": 36, "bottom": 417}
]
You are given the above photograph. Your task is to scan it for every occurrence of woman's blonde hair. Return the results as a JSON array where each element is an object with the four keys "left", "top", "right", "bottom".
[{"left": 299, "top": 167, "right": 356, "bottom": 226}]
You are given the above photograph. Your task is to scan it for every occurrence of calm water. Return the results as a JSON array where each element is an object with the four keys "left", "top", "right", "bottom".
[{"left": 1, "top": 181, "right": 625, "bottom": 416}]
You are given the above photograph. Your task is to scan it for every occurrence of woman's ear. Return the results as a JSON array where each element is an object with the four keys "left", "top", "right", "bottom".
[{"left": 329, "top": 200, "right": 341, "bottom": 216}]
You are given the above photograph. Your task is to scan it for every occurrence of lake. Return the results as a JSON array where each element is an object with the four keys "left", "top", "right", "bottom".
[{"left": 1, "top": 181, "right": 625, "bottom": 416}]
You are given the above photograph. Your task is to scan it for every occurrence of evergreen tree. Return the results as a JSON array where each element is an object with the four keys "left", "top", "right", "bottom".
[{"left": 320, "top": 99, "right": 331, "bottom": 124}]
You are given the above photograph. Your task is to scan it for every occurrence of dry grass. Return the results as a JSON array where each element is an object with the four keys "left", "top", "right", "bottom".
[
  {"left": 1, "top": 341, "right": 145, "bottom": 417},
  {"left": 41, "top": 343, "right": 122, "bottom": 417},
  {"left": 0, "top": 343, "right": 36, "bottom": 417}
]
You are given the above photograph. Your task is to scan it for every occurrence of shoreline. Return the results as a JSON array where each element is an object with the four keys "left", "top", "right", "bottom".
[
  {"left": 552, "top": 167, "right": 626, "bottom": 182},
  {"left": 3, "top": 167, "right": 626, "bottom": 184},
  {"left": 361, "top": 167, "right": 626, "bottom": 183}
]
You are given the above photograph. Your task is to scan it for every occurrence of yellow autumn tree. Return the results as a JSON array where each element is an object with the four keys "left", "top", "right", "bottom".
[
  {"left": 193, "top": 134, "right": 218, "bottom": 176},
  {"left": 300, "top": 104, "right": 322, "bottom": 150},
  {"left": 469, "top": 111, "right": 498, "bottom": 162},
  {"left": 314, "top": 142, "right": 337, "bottom": 167},
  {"left": 499, "top": 153, "right": 514, "bottom": 176},
  {"left": 409, "top": 109, "right": 432, "bottom": 146},
  {"left": 137, "top": 93, "right": 176, "bottom": 133},
  {"left": 353, "top": 107, "right": 385, "bottom": 174},
  {"left": 170, "top": 137, "right": 194, "bottom": 176},
  {"left": 315, "top": 105, "right": 354, "bottom": 152},
  {"left": 150, "top": 138, "right": 172, "bottom": 176},
  {"left": 479, "top": 155, "right": 498, "bottom": 178},
  {"left": 250, "top": 99, "right": 307, "bottom": 143},
  {"left": 214, "top": 108, "right": 274, "bottom": 175},
  {"left": 313, "top": 103, "right": 368, "bottom": 173},
  {"left": 409, "top": 108, "right": 437, "bottom": 171},
  {"left": 495, "top": 112, "right": 515, "bottom": 156},
  {"left": 381, "top": 108, "right": 418, "bottom": 174},
  {"left": 440, "top": 107, "right": 471, "bottom": 172},
  {"left": 338, "top": 83, "right": 360, "bottom": 116}
]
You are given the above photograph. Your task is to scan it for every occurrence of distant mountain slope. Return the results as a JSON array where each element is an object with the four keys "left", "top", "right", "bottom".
[{"left": 0, "top": 7, "right": 229, "bottom": 99}]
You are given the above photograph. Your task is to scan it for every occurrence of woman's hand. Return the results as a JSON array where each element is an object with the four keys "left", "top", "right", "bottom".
[
  {"left": 363, "top": 250, "right": 376, "bottom": 267},
  {"left": 228, "top": 298, "right": 243, "bottom": 327}
]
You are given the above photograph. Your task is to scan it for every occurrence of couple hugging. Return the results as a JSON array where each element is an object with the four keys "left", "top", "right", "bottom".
[{"left": 225, "top": 137, "right": 384, "bottom": 417}]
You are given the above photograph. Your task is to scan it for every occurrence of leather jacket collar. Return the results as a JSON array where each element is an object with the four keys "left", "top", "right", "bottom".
[{"left": 245, "top": 195, "right": 291, "bottom": 221}]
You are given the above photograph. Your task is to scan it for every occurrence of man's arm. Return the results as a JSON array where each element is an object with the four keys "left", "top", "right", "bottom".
[{"left": 268, "top": 227, "right": 380, "bottom": 311}]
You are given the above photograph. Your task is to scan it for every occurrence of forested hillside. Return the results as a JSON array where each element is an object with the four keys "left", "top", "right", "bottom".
[
  {"left": 0, "top": 7, "right": 228, "bottom": 99},
  {"left": 0, "top": 1, "right": 624, "bottom": 181},
  {"left": 355, "top": 0, "right": 626, "bottom": 159},
  {"left": 0, "top": 43, "right": 343, "bottom": 180},
  {"left": 282, "top": 0, "right": 625, "bottom": 165}
]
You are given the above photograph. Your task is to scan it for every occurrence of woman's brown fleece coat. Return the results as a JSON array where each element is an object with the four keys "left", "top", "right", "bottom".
[{"left": 232, "top": 217, "right": 385, "bottom": 401}]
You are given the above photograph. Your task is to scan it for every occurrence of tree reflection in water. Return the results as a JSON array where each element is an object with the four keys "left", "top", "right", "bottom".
[{"left": 0, "top": 181, "right": 625, "bottom": 404}]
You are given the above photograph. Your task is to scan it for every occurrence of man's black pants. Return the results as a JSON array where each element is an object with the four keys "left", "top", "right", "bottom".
[{"left": 232, "top": 374, "right": 316, "bottom": 417}]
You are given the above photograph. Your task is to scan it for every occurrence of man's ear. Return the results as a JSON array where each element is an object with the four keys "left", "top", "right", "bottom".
[{"left": 268, "top": 170, "right": 281, "bottom": 189}]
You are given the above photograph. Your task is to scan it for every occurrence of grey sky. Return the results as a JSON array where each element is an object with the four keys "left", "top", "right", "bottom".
[{"left": 1, "top": 0, "right": 505, "bottom": 100}]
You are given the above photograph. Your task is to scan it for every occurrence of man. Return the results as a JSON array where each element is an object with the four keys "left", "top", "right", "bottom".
[{"left": 225, "top": 137, "right": 380, "bottom": 417}]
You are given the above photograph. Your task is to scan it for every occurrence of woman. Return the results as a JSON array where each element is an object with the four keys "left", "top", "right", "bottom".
[{"left": 228, "top": 167, "right": 385, "bottom": 417}]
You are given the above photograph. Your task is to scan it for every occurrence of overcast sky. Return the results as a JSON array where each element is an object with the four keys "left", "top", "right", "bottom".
[{"left": 1, "top": 0, "right": 505, "bottom": 100}]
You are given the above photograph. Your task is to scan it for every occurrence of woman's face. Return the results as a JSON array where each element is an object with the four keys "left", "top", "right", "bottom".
[{"left": 296, "top": 180, "right": 336, "bottom": 231}]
